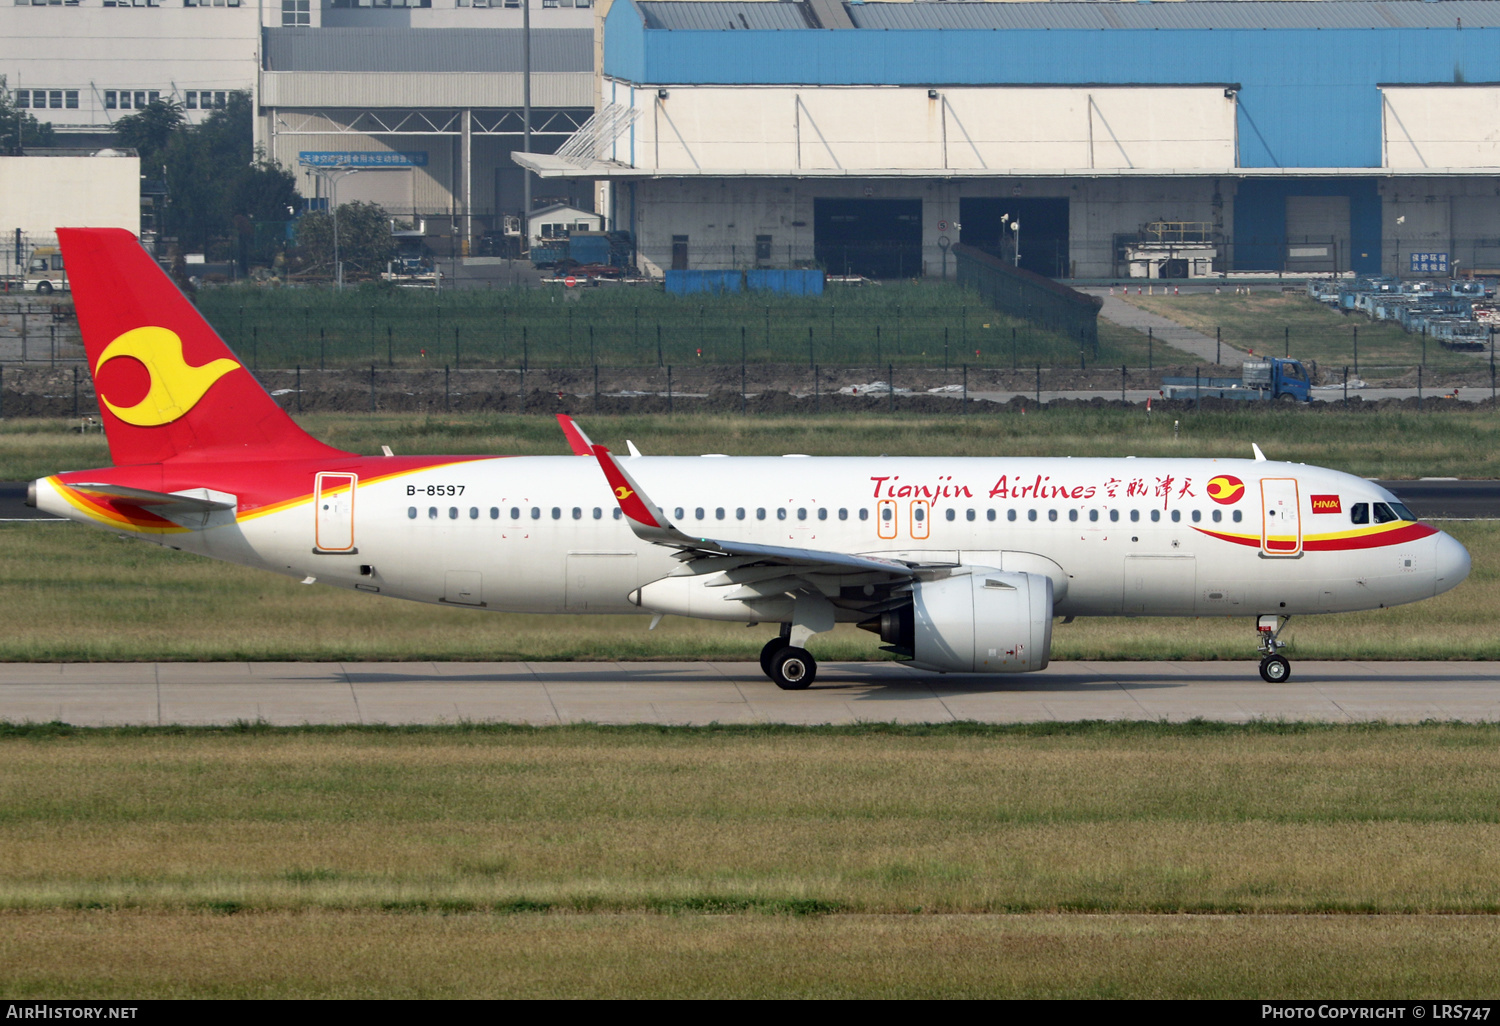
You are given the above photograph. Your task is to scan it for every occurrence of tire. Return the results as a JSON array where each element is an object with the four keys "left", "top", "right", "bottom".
[
  {"left": 770, "top": 647, "right": 817, "bottom": 691},
  {"left": 36, "top": 281, "right": 52, "bottom": 296},
  {"left": 758, "top": 636, "right": 789, "bottom": 678},
  {"left": 1277, "top": 391, "right": 1296, "bottom": 402},
  {"left": 1259, "top": 655, "right": 1291, "bottom": 683}
]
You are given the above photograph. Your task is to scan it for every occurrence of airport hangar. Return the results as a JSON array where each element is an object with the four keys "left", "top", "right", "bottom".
[{"left": 519, "top": 0, "right": 1500, "bottom": 281}]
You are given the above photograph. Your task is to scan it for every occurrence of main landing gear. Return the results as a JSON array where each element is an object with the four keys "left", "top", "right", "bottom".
[
  {"left": 759, "top": 628, "right": 817, "bottom": 691},
  {"left": 1256, "top": 614, "right": 1292, "bottom": 683}
]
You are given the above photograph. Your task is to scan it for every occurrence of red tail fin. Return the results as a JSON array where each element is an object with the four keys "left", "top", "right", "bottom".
[{"left": 58, "top": 227, "right": 349, "bottom": 466}]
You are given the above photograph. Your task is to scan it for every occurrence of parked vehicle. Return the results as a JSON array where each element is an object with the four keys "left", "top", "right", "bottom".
[{"left": 1163, "top": 358, "right": 1313, "bottom": 402}]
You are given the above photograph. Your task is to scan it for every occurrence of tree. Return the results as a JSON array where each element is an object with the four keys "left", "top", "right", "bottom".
[
  {"left": 292, "top": 201, "right": 397, "bottom": 279},
  {"left": 112, "top": 99, "right": 185, "bottom": 170},
  {"left": 0, "top": 75, "right": 56, "bottom": 155}
]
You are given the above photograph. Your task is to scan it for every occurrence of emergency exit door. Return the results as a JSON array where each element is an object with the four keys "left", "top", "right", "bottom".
[
  {"left": 315, "top": 472, "right": 357, "bottom": 553},
  {"left": 1260, "top": 478, "right": 1302, "bottom": 557}
]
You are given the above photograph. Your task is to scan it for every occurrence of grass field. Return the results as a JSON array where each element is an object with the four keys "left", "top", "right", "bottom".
[
  {"left": 9, "top": 405, "right": 1500, "bottom": 481},
  {"left": 194, "top": 280, "right": 1184, "bottom": 370},
  {"left": 0, "top": 518, "right": 1491, "bottom": 662},
  {"left": 1, "top": 723, "right": 1499, "bottom": 997},
  {"left": 1121, "top": 291, "right": 1488, "bottom": 378},
  {"left": 3, "top": 409, "right": 1494, "bottom": 661}
]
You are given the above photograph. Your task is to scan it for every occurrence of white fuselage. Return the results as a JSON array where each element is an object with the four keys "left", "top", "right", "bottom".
[{"left": 40, "top": 455, "right": 1470, "bottom": 622}]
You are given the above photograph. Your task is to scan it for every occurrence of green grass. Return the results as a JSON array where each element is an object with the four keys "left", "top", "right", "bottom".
[
  {"left": 10, "top": 405, "right": 1500, "bottom": 481},
  {"left": 1122, "top": 291, "right": 1487, "bottom": 378},
  {"left": 1, "top": 724, "right": 1499, "bottom": 996},
  {"left": 0, "top": 518, "right": 1491, "bottom": 661},
  {"left": 193, "top": 280, "right": 1174, "bottom": 370}
]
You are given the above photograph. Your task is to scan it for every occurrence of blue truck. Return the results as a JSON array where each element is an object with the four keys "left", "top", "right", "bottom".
[{"left": 1162, "top": 358, "right": 1313, "bottom": 402}]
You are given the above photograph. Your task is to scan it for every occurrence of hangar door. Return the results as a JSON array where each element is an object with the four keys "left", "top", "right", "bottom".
[
  {"left": 960, "top": 198, "right": 1070, "bottom": 278},
  {"left": 814, "top": 199, "right": 921, "bottom": 279},
  {"left": 1285, "top": 196, "right": 1350, "bottom": 274}
]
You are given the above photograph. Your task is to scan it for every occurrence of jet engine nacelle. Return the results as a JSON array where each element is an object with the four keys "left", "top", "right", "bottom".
[{"left": 910, "top": 568, "right": 1053, "bottom": 673}]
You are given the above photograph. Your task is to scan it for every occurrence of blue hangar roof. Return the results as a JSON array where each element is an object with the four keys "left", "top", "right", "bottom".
[{"left": 605, "top": 1, "right": 1500, "bottom": 169}]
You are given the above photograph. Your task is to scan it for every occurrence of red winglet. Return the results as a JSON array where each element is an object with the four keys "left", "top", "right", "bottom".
[
  {"left": 591, "top": 444, "right": 665, "bottom": 529},
  {"left": 556, "top": 414, "right": 594, "bottom": 456}
]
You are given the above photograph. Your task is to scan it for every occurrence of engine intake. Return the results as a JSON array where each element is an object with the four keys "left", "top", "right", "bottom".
[{"left": 862, "top": 568, "right": 1053, "bottom": 674}]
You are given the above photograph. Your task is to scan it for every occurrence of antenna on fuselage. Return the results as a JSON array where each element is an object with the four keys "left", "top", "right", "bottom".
[{"left": 1252, "top": 443, "right": 1268, "bottom": 462}]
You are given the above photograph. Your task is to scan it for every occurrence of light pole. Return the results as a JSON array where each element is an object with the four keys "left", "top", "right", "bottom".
[
  {"left": 1001, "top": 214, "right": 1022, "bottom": 268},
  {"left": 306, "top": 165, "right": 360, "bottom": 289}
]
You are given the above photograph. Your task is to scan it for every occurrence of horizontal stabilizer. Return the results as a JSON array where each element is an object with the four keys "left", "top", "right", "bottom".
[{"left": 70, "top": 483, "right": 232, "bottom": 510}]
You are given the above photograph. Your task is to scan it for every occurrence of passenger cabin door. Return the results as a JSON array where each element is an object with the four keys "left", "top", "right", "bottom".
[
  {"left": 1260, "top": 478, "right": 1302, "bottom": 557},
  {"left": 877, "top": 499, "right": 898, "bottom": 540},
  {"left": 909, "top": 499, "right": 931, "bottom": 540},
  {"left": 314, "top": 473, "right": 357, "bottom": 553}
]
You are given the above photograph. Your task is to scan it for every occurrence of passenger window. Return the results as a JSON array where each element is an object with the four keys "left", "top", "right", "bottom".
[
  {"left": 987, "top": 509, "right": 996, "bottom": 522},
  {"left": 531, "top": 507, "right": 541, "bottom": 520},
  {"left": 839, "top": 508, "right": 848, "bottom": 521},
  {"left": 1171, "top": 510, "right": 1181, "bottom": 523},
  {"left": 1350, "top": 502, "right": 1369, "bottom": 525},
  {"left": 552, "top": 507, "right": 562, "bottom": 520},
  {"left": 736, "top": 508, "right": 746, "bottom": 520},
  {"left": 881, "top": 507, "right": 893, "bottom": 522},
  {"left": 1027, "top": 510, "right": 1037, "bottom": 522},
  {"left": 778, "top": 508, "right": 788, "bottom": 521},
  {"left": 1007, "top": 509, "right": 1017, "bottom": 522},
  {"left": 1191, "top": 510, "right": 1201, "bottom": 523},
  {"left": 696, "top": 507, "right": 705, "bottom": 520},
  {"left": 1048, "top": 510, "right": 1057, "bottom": 522},
  {"left": 1232, "top": 510, "right": 1242, "bottom": 523},
  {"left": 449, "top": 507, "right": 459, "bottom": 520},
  {"left": 1068, "top": 510, "right": 1078, "bottom": 522},
  {"left": 572, "top": 507, "right": 582, "bottom": 520},
  {"left": 716, "top": 508, "right": 725, "bottom": 520},
  {"left": 1088, "top": 509, "right": 1098, "bottom": 522},
  {"left": 967, "top": 509, "right": 976, "bottom": 522},
  {"left": 613, "top": 509, "right": 623, "bottom": 520},
  {"left": 1150, "top": 510, "right": 1160, "bottom": 522},
  {"left": 914, "top": 507, "right": 925, "bottom": 523},
  {"left": 818, "top": 508, "right": 828, "bottom": 521},
  {"left": 1130, "top": 510, "right": 1139, "bottom": 522},
  {"left": 429, "top": 507, "right": 438, "bottom": 520},
  {"left": 1109, "top": 509, "right": 1119, "bottom": 522},
  {"left": 593, "top": 507, "right": 603, "bottom": 519},
  {"left": 675, "top": 507, "right": 684, "bottom": 520},
  {"left": 490, "top": 507, "right": 500, "bottom": 519},
  {"left": 797, "top": 508, "right": 807, "bottom": 521},
  {"left": 470, "top": 507, "right": 479, "bottom": 519},
  {"left": 757, "top": 508, "right": 767, "bottom": 521},
  {"left": 1373, "top": 502, "right": 1398, "bottom": 524},
  {"left": 859, "top": 509, "right": 869, "bottom": 521},
  {"left": 946, "top": 509, "right": 956, "bottom": 522},
  {"left": 407, "top": 507, "right": 417, "bottom": 519}
]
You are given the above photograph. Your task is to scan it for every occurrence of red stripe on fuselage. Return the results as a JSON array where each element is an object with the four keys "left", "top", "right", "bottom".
[{"left": 1192, "top": 522, "right": 1438, "bottom": 551}]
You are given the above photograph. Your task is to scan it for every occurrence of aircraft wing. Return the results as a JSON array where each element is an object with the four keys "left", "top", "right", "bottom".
[{"left": 590, "top": 443, "right": 914, "bottom": 579}]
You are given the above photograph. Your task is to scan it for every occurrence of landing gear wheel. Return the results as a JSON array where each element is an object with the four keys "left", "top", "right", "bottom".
[
  {"left": 770, "top": 647, "right": 817, "bottom": 690},
  {"left": 1259, "top": 655, "right": 1291, "bottom": 683},
  {"left": 759, "top": 637, "right": 789, "bottom": 678}
]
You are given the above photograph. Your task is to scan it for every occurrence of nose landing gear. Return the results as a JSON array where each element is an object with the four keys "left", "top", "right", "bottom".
[{"left": 1256, "top": 614, "right": 1292, "bottom": 683}]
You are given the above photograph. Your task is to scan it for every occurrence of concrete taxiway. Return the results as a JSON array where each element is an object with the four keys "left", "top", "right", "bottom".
[{"left": 3, "top": 660, "right": 1499, "bottom": 726}]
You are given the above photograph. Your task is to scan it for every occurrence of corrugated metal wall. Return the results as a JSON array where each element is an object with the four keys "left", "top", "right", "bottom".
[
  {"left": 264, "top": 27, "right": 593, "bottom": 73},
  {"left": 604, "top": 2, "right": 1500, "bottom": 170}
]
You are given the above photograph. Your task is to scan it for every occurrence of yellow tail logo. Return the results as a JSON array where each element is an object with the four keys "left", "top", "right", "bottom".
[
  {"left": 615, "top": 485, "right": 634, "bottom": 501},
  {"left": 95, "top": 326, "right": 240, "bottom": 428}
]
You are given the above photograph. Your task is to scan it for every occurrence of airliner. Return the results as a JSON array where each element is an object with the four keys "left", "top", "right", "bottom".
[{"left": 28, "top": 228, "right": 1471, "bottom": 688}]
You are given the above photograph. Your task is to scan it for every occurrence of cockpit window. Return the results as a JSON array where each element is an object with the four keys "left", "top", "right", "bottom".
[
  {"left": 1350, "top": 502, "right": 1369, "bottom": 525},
  {"left": 1372, "top": 502, "right": 1399, "bottom": 524},
  {"left": 1388, "top": 501, "right": 1418, "bottom": 522}
]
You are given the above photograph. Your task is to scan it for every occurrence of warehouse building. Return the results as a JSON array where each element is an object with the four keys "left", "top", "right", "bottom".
[{"left": 520, "top": 0, "right": 1500, "bottom": 279}]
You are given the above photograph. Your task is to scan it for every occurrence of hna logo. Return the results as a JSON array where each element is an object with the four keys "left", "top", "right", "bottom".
[
  {"left": 95, "top": 326, "right": 240, "bottom": 428},
  {"left": 1206, "top": 475, "right": 1245, "bottom": 505},
  {"left": 1310, "top": 494, "right": 1343, "bottom": 514}
]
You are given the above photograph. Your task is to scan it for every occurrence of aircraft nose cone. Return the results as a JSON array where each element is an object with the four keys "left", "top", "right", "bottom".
[{"left": 1433, "top": 531, "right": 1471, "bottom": 597}]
